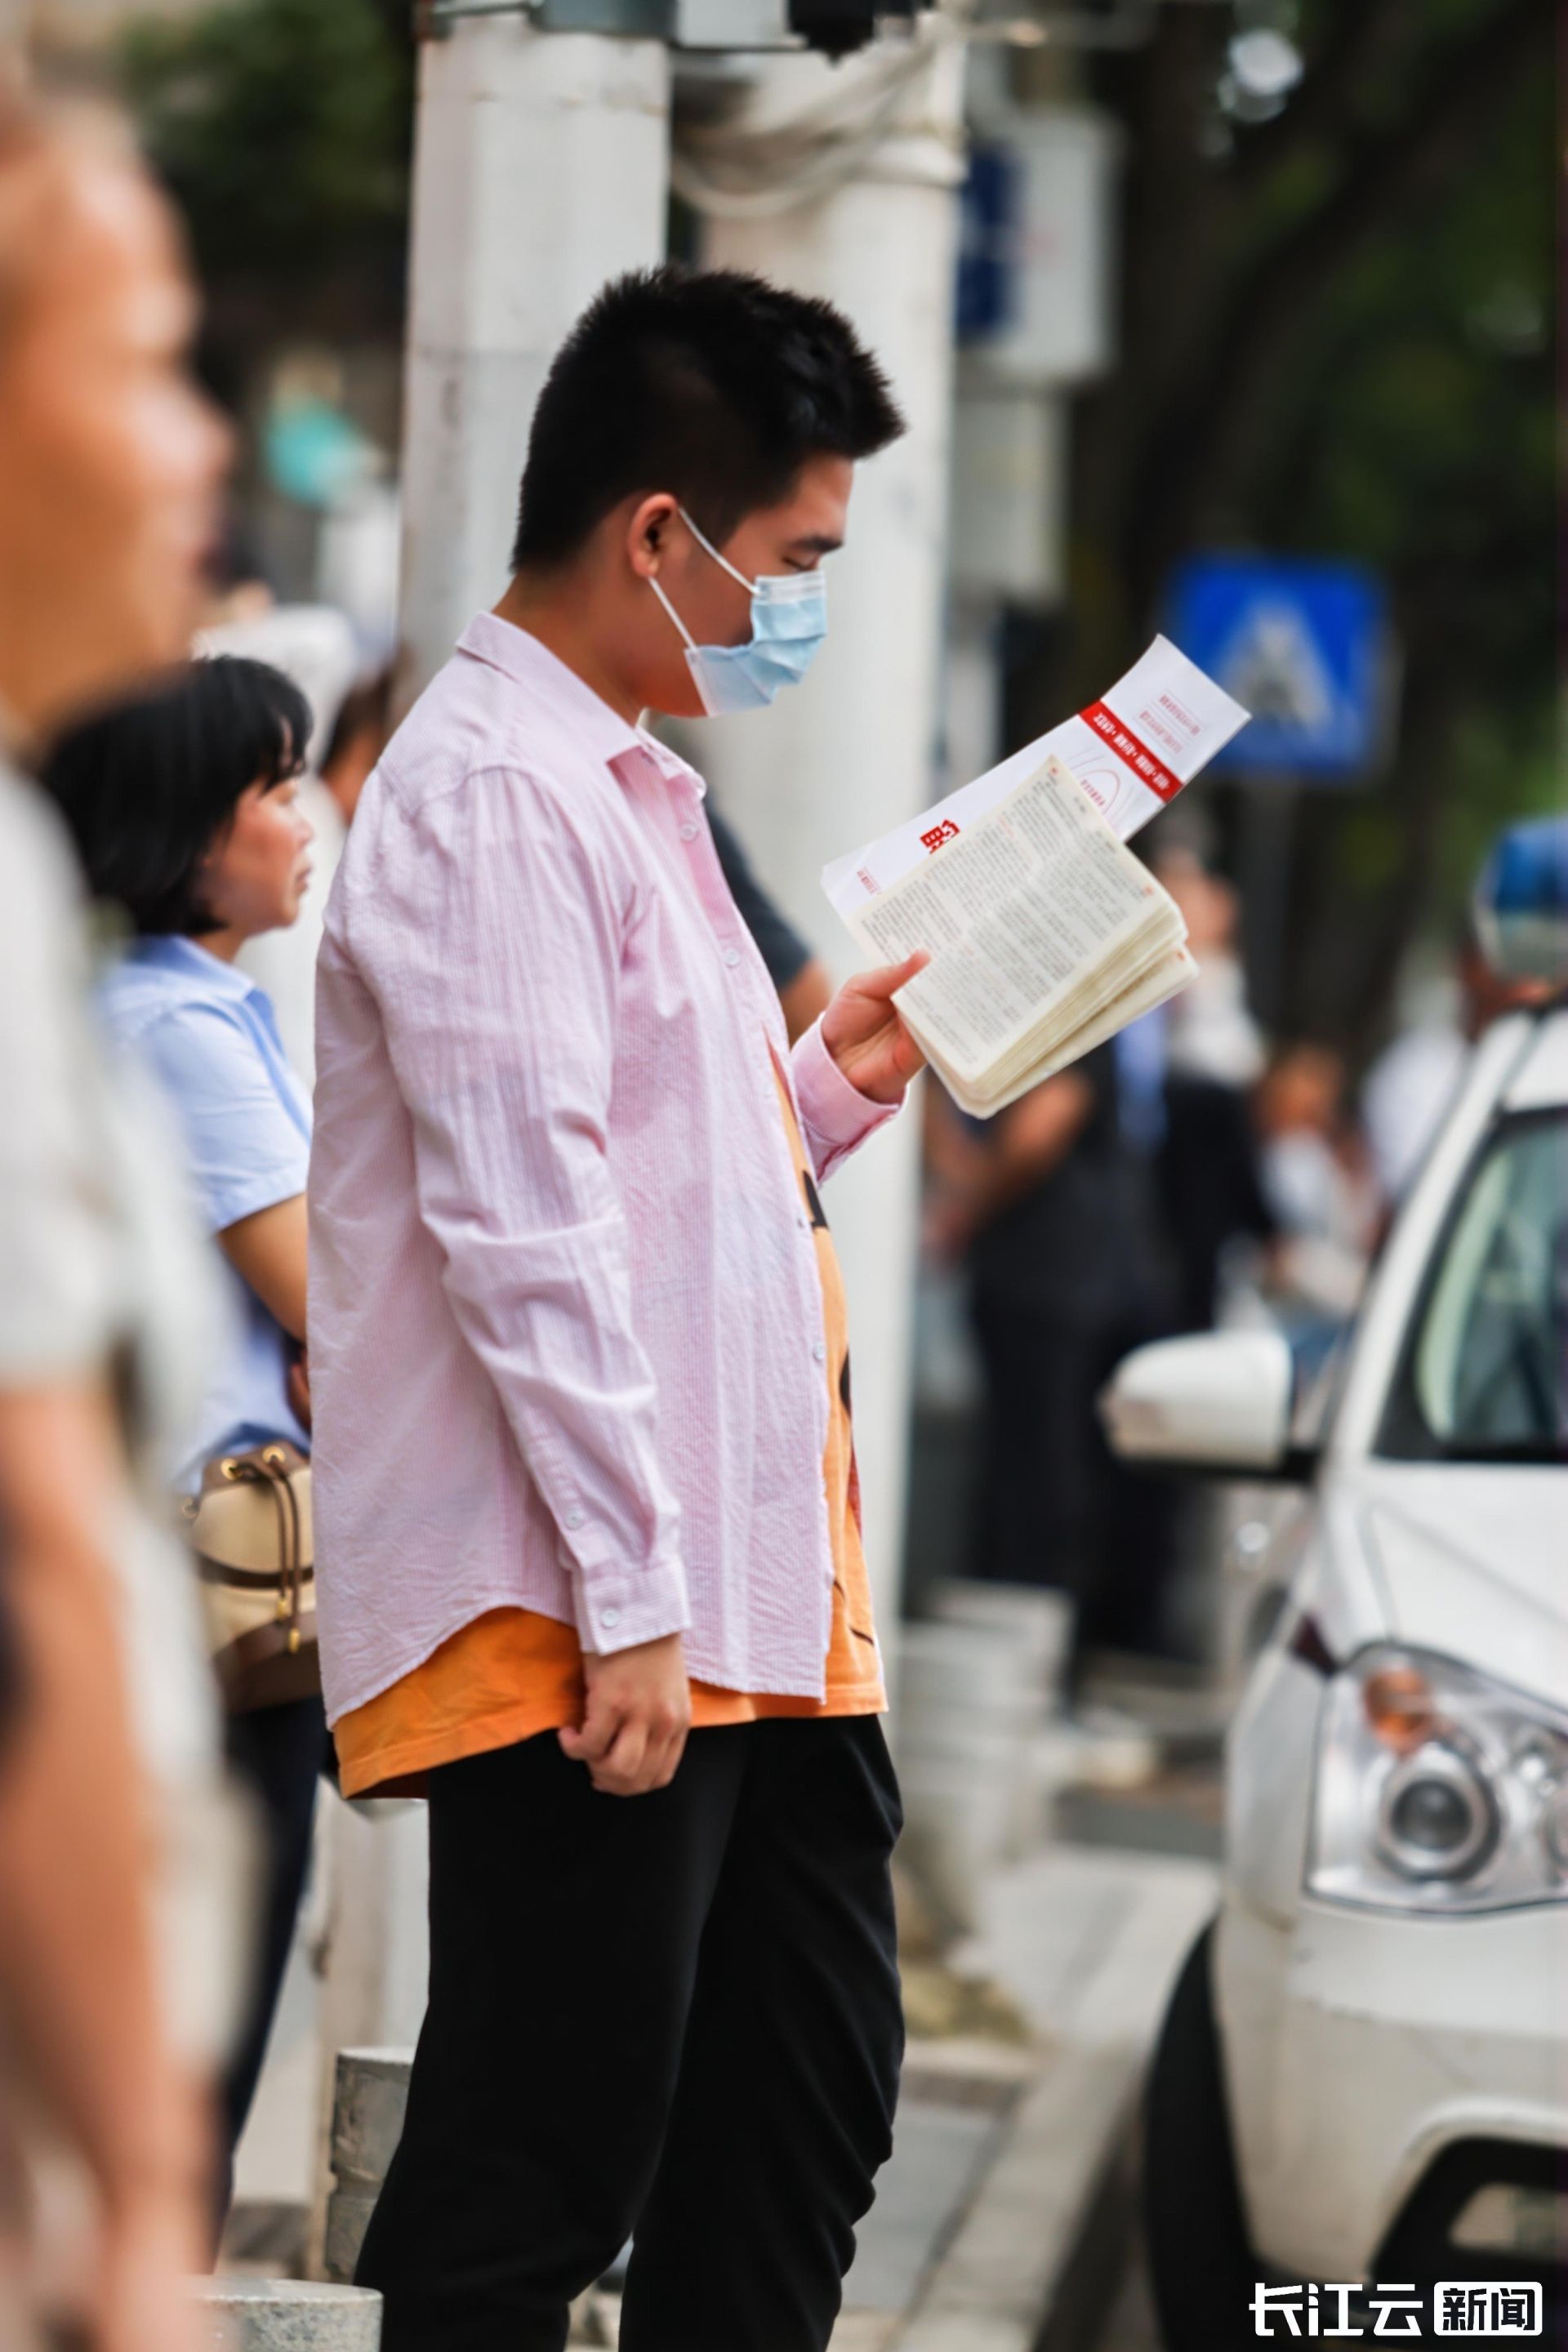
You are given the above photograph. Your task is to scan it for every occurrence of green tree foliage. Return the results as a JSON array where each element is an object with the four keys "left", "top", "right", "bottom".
[
  {"left": 119, "top": 0, "right": 412, "bottom": 297},
  {"left": 1058, "top": 0, "right": 1553, "bottom": 1047}
]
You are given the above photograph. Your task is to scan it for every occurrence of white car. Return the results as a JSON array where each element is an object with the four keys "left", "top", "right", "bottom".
[{"left": 1102, "top": 1000, "right": 1568, "bottom": 2345}]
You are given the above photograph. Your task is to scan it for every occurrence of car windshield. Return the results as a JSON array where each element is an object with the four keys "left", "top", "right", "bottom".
[{"left": 1382, "top": 1112, "right": 1567, "bottom": 1462}]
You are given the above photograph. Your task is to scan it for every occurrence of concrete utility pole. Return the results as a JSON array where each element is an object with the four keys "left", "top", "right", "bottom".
[
  {"left": 399, "top": 4, "right": 671, "bottom": 697},
  {"left": 679, "top": 24, "right": 968, "bottom": 1654}
]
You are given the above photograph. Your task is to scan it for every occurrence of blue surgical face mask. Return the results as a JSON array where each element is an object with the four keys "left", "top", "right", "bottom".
[{"left": 649, "top": 506, "right": 828, "bottom": 717}]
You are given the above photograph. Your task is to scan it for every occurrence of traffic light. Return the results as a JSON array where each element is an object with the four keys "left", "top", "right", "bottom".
[{"left": 787, "top": 0, "right": 933, "bottom": 60}]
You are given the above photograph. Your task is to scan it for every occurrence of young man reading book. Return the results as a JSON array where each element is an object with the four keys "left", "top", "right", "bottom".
[{"left": 310, "top": 267, "right": 928, "bottom": 2352}]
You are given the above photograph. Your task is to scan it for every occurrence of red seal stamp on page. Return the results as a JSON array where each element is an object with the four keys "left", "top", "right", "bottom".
[{"left": 1076, "top": 764, "right": 1122, "bottom": 815}]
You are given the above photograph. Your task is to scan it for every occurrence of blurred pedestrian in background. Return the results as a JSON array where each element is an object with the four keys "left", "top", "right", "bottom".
[
  {"left": 1254, "top": 1044, "right": 1380, "bottom": 1369},
  {"left": 1155, "top": 844, "right": 1265, "bottom": 1094},
  {"left": 1152, "top": 846, "right": 1274, "bottom": 1337},
  {"left": 928, "top": 1043, "right": 1181, "bottom": 1673},
  {"left": 42, "top": 657, "right": 328, "bottom": 2214},
  {"left": 198, "top": 599, "right": 360, "bottom": 1091},
  {"left": 925, "top": 840, "right": 1277, "bottom": 1685},
  {"left": 0, "top": 79, "right": 234, "bottom": 2352},
  {"left": 318, "top": 664, "right": 397, "bottom": 832}
]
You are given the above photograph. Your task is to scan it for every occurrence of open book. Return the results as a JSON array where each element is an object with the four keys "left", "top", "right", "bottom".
[{"left": 822, "top": 639, "right": 1249, "bottom": 1118}]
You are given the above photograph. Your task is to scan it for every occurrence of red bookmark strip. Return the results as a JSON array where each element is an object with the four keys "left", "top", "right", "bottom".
[{"left": 1078, "top": 701, "right": 1185, "bottom": 804}]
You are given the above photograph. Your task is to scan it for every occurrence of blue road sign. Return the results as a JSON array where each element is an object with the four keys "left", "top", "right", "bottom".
[
  {"left": 956, "top": 145, "right": 1018, "bottom": 342},
  {"left": 1167, "top": 555, "right": 1392, "bottom": 778}
]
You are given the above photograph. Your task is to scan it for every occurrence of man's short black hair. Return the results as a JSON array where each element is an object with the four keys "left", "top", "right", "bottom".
[
  {"left": 40, "top": 655, "right": 310, "bottom": 936},
  {"left": 512, "top": 265, "right": 904, "bottom": 570}
]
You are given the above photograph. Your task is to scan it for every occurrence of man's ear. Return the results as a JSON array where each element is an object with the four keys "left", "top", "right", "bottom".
[{"left": 626, "top": 492, "right": 678, "bottom": 581}]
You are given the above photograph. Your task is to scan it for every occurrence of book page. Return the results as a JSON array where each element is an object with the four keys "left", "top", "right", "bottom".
[
  {"left": 847, "top": 755, "right": 1178, "bottom": 1085},
  {"left": 921, "top": 944, "right": 1196, "bottom": 1117}
]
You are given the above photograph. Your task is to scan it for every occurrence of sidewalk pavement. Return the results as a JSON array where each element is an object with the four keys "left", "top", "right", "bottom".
[{"left": 571, "top": 1842, "right": 1218, "bottom": 2352}]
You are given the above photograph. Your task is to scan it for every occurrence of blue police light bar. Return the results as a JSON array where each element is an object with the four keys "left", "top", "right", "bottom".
[{"left": 1473, "top": 816, "right": 1568, "bottom": 987}]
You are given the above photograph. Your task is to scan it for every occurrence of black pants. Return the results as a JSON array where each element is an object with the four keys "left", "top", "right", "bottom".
[
  {"left": 356, "top": 1715, "right": 905, "bottom": 2352},
  {"left": 220, "top": 1695, "right": 331, "bottom": 2191},
  {"left": 969, "top": 1294, "right": 1178, "bottom": 1659}
]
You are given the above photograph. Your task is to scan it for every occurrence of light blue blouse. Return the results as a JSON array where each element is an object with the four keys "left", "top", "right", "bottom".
[{"left": 99, "top": 935, "right": 312, "bottom": 1494}]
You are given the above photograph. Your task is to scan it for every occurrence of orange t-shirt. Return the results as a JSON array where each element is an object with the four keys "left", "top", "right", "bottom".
[{"left": 334, "top": 1059, "right": 884, "bottom": 1799}]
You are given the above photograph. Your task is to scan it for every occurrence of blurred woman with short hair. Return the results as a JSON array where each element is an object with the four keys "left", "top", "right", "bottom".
[{"left": 43, "top": 654, "right": 327, "bottom": 2202}]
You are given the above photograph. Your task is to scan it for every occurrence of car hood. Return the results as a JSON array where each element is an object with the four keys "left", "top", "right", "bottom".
[{"left": 1352, "top": 1463, "right": 1568, "bottom": 1708}]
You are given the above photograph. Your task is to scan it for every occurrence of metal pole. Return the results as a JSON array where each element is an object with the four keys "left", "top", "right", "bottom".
[{"left": 687, "top": 27, "right": 967, "bottom": 1660}]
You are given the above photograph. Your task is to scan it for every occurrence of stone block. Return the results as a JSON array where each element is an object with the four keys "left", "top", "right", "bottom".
[
  {"left": 323, "top": 2187, "right": 380, "bottom": 2288},
  {"left": 330, "top": 2048, "right": 412, "bottom": 2188},
  {"left": 325, "top": 2047, "right": 412, "bottom": 2284},
  {"left": 194, "top": 2277, "right": 382, "bottom": 2351}
]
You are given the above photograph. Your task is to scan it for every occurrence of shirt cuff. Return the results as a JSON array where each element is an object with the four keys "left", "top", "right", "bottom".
[
  {"left": 791, "top": 1015, "right": 901, "bottom": 1178},
  {"left": 569, "top": 1549, "right": 692, "bottom": 1658}
]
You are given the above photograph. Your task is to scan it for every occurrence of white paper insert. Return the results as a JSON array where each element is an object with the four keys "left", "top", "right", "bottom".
[{"left": 822, "top": 635, "right": 1249, "bottom": 920}]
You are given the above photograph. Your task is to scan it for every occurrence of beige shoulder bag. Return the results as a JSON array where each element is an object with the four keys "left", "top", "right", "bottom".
[{"left": 182, "top": 1441, "right": 318, "bottom": 1713}]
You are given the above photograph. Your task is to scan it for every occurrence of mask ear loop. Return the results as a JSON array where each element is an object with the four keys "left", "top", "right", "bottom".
[
  {"left": 678, "top": 505, "right": 758, "bottom": 595},
  {"left": 648, "top": 572, "right": 700, "bottom": 652},
  {"left": 648, "top": 572, "right": 725, "bottom": 715}
]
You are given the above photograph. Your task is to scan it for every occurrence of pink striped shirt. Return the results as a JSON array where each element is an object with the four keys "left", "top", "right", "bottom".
[{"left": 309, "top": 614, "right": 898, "bottom": 1724}]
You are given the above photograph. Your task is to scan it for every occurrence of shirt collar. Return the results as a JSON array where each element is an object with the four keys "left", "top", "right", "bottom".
[
  {"left": 127, "top": 933, "right": 266, "bottom": 1007},
  {"left": 456, "top": 612, "right": 706, "bottom": 800}
]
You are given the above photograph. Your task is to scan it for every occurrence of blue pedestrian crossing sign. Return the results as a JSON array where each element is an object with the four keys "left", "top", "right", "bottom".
[{"left": 1167, "top": 555, "right": 1392, "bottom": 778}]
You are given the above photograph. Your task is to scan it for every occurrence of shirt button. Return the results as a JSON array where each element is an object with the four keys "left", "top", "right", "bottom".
[
  {"left": 813, "top": 1340, "right": 827, "bottom": 1364},
  {"left": 724, "top": 948, "right": 742, "bottom": 969},
  {"left": 598, "top": 1606, "right": 621, "bottom": 1632},
  {"left": 564, "top": 1508, "right": 585, "bottom": 1530},
  {"left": 679, "top": 821, "right": 699, "bottom": 842}
]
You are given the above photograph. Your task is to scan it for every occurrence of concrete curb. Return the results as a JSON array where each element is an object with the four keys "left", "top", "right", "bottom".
[
  {"left": 892, "top": 2040, "right": 1142, "bottom": 2352},
  {"left": 886, "top": 1842, "right": 1216, "bottom": 2352}
]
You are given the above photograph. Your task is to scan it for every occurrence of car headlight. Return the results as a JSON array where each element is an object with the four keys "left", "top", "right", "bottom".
[{"left": 1307, "top": 1646, "right": 1568, "bottom": 1914}]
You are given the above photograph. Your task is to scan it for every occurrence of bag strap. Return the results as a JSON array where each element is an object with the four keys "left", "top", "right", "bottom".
[{"left": 221, "top": 1447, "right": 308, "bottom": 1653}]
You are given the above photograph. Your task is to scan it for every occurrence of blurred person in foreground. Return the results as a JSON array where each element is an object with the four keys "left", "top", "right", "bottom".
[
  {"left": 41, "top": 657, "right": 325, "bottom": 2210},
  {"left": 311, "top": 267, "right": 925, "bottom": 2352},
  {"left": 0, "top": 81, "right": 232, "bottom": 2352}
]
